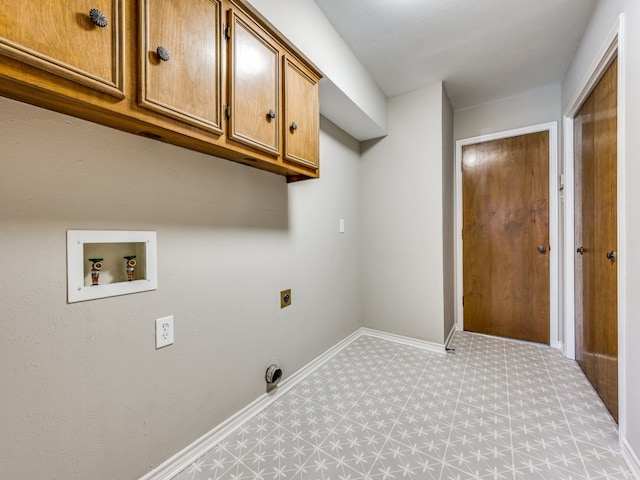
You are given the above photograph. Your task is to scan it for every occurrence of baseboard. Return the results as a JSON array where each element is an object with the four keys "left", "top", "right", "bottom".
[
  {"left": 138, "top": 328, "right": 363, "bottom": 480},
  {"left": 359, "top": 327, "right": 447, "bottom": 354},
  {"left": 139, "top": 326, "right": 454, "bottom": 480},
  {"left": 139, "top": 327, "right": 450, "bottom": 480},
  {"left": 445, "top": 324, "right": 457, "bottom": 350},
  {"left": 622, "top": 436, "right": 640, "bottom": 479}
]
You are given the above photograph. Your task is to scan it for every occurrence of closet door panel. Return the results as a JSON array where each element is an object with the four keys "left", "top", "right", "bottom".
[{"left": 574, "top": 57, "right": 618, "bottom": 422}]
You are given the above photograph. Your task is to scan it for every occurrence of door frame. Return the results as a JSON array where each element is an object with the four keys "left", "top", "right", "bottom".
[
  {"left": 562, "top": 15, "right": 626, "bottom": 437},
  {"left": 455, "top": 122, "right": 559, "bottom": 348}
]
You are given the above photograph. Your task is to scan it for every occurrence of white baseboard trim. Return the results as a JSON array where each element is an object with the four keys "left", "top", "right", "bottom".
[
  {"left": 445, "top": 324, "right": 457, "bottom": 350},
  {"left": 551, "top": 340, "right": 563, "bottom": 351},
  {"left": 359, "top": 327, "right": 447, "bottom": 354},
  {"left": 140, "top": 327, "right": 452, "bottom": 480},
  {"left": 622, "top": 437, "right": 640, "bottom": 479},
  {"left": 139, "top": 327, "right": 449, "bottom": 480},
  {"left": 139, "top": 328, "right": 363, "bottom": 480}
]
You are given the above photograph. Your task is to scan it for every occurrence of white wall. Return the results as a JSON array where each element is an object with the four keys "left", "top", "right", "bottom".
[
  {"left": 454, "top": 84, "right": 562, "bottom": 141},
  {"left": 359, "top": 82, "right": 448, "bottom": 344},
  {"left": 245, "top": 0, "right": 388, "bottom": 141},
  {"left": 561, "top": 0, "right": 640, "bottom": 470},
  {"left": 0, "top": 97, "right": 362, "bottom": 479}
]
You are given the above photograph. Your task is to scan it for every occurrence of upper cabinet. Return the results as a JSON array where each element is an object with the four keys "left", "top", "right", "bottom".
[
  {"left": 0, "top": 0, "right": 322, "bottom": 180},
  {"left": 283, "top": 57, "right": 320, "bottom": 170},
  {"left": 0, "top": 1, "right": 125, "bottom": 97},
  {"left": 227, "top": 9, "right": 280, "bottom": 156},
  {"left": 139, "top": 0, "right": 223, "bottom": 134}
]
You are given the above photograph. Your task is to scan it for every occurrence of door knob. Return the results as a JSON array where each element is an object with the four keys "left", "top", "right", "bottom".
[
  {"left": 576, "top": 246, "right": 584, "bottom": 255},
  {"left": 537, "top": 245, "right": 547, "bottom": 254},
  {"left": 156, "top": 46, "right": 170, "bottom": 62},
  {"left": 267, "top": 109, "right": 276, "bottom": 119},
  {"left": 606, "top": 250, "right": 616, "bottom": 263}
]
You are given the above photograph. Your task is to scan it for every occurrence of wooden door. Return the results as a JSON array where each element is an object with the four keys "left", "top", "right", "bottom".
[
  {"left": 574, "top": 57, "right": 618, "bottom": 421},
  {"left": 0, "top": 0, "right": 124, "bottom": 97},
  {"left": 139, "top": 0, "right": 223, "bottom": 134},
  {"left": 462, "top": 132, "right": 550, "bottom": 344},
  {"left": 228, "top": 9, "right": 280, "bottom": 156},
  {"left": 283, "top": 57, "right": 320, "bottom": 170}
]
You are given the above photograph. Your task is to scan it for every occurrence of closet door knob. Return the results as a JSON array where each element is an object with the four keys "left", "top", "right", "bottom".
[
  {"left": 89, "top": 8, "right": 108, "bottom": 27},
  {"left": 156, "top": 46, "right": 170, "bottom": 62},
  {"left": 267, "top": 109, "right": 276, "bottom": 119},
  {"left": 537, "top": 245, "right": 547, "bottom": 254},
  {"left": 290, "top": 121, "right": 298, "bottom": 131},
  {"left": 606, "top": 250, "right": 616, "bottom": 263},
  {"left": 576, "top": 246, "right": 584, "bottom": 255}
]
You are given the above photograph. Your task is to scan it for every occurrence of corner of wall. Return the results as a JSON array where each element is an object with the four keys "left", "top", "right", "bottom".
[{"left": 442, "top": 86, "right": 456, "bottom": 339}]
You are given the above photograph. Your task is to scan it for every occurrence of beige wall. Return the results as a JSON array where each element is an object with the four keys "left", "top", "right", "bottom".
[
  {"left": 454, "top": 84, "right": 562, "bottom": 141},
  {"left": 5, "top": 3, "right": 639, "bottom": 477},
  {"left": 359, "top": 82, "right": 449, "bottom": 344},
  {"left": 0, "top": 97, "right": 362, "bottom": 479},
  {"left": 453, "top": 83, "right": 565, "bottom": 348},
  {"left": 441, "top": 85, "right": 455, "bottom": 341}
]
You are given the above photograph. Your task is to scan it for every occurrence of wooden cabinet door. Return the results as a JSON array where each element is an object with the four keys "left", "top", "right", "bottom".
[
  {"left": 140, "top": 0, "right": 222, "bottom": 134},
  {"left": 0, "top": 1, "right": 124, "bottom": 97},
  {"left": 283, "top": 57, "right": 319, "bottom": 169},
  {"left": 228, "top": 10, "right": 280, "bottom": 156}
]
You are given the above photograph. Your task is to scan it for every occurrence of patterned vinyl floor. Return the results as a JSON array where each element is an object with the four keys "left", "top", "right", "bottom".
[{"left": 173, "top": 332, "right": 633, "bottom": 480}]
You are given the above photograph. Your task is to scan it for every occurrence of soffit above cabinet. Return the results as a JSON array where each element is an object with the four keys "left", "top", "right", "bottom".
[{"left": 241, "top": 0, "right": 389, "bottom": 141}]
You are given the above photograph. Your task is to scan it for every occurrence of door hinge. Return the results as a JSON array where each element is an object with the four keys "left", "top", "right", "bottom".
[
  {"left": 225, "top": 104, "right": 231, "bottom": 120},
  {"left": 224, "top": 23, "right": 231, "bottom": 41}
]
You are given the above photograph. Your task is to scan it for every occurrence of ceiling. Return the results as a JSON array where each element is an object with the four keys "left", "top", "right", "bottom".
[{"left": 312, "top": 0, "right": 597, "bottom": 110}]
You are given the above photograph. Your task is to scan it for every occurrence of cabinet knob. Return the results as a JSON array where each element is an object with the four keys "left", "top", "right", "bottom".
[
  {"left": 89, "top": 8, "right": 108, "bottom": 28},
  {"left": 156, "top": 46, "right": 170, "bottom": 62},
  {"left": 576, "top": 246, "right": 584, "bottom": 255},
  {"left": 290, "top": 121, "right": 298, "bottom": 131},
  {"left": 607, "top": 250, "right": 616, "bottom": 263},
  {"left": 267, "top": 109, "right": 276, "bottom": 119}
]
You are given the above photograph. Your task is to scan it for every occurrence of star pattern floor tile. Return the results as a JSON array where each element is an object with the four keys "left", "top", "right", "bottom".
[{"left": 172, "top": 332, "right": 633, "bottom": 480}]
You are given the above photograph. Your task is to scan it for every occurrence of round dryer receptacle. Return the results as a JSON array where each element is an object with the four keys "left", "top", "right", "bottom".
[{"left": 265, "top": 364, "right": 283, "bottom": 385}]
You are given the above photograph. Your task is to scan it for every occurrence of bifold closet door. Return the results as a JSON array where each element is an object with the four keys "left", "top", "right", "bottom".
[{"left": 574, "top": 57, "right": 618, "bottom": 422}]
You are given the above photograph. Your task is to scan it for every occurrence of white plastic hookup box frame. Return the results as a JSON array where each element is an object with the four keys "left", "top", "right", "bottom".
[{"left": 67, "top": 230, "right": 158, "bottom": 303}]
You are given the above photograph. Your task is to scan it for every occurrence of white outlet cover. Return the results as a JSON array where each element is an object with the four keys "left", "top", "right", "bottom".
[{"left": 155, "top": 316, "right": 174, "bottom": 349}]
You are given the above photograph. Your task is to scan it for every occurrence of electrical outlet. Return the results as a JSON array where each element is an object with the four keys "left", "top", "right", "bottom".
[
  {"left": 280, "top": 289, "right": 292, "bottom": 308},
  {"left": 155, "top": 316, "right": 174, "bottom": 349}
]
